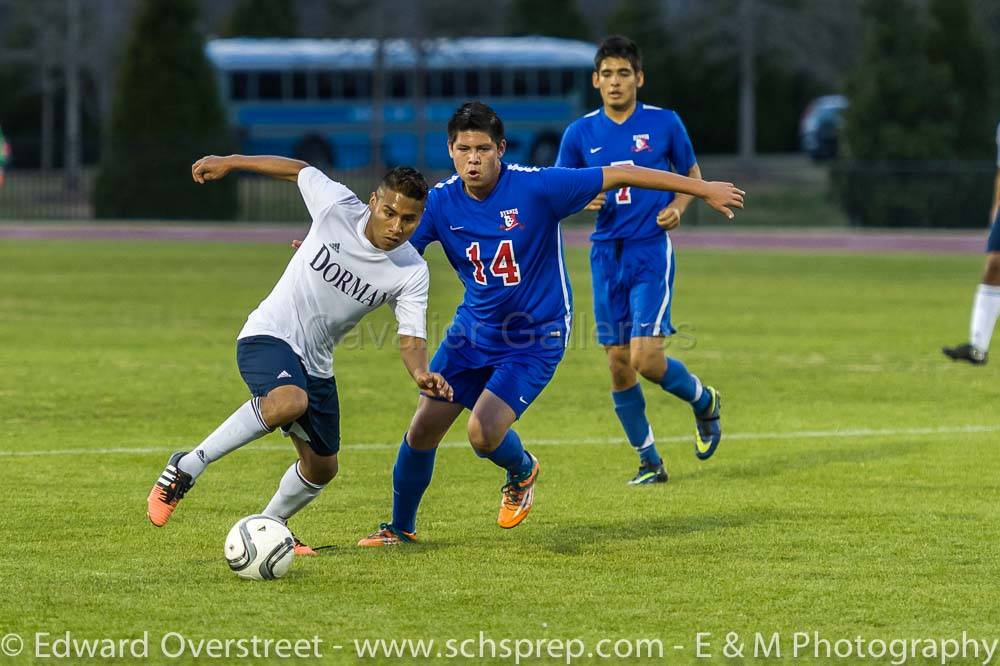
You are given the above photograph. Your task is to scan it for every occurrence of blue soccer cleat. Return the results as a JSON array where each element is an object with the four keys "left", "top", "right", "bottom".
[{"left": 694, "top": 387, "right": 721, "bottom": 460}]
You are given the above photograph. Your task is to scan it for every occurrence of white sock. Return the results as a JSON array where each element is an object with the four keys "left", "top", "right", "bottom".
[
  {"left": 970, "top": 284, "right": 1000, "bottom": 353},
  {"left": 177, "top": 397, "right": 272, "bottom": 479},
  {"left": 262, "top": 461, "right": 326, "bottom": 523}
]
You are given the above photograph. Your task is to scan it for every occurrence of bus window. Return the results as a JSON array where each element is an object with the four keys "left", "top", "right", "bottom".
[
  {"left": 316, "top": 71, "right": 336, "bottom": 99},
  {"left": 258, "top": 72, "right": 282, "bottom": 100},
  {"left": 513, "top": 69, "right": 528, "bottom": 97},
  {"left": 560, "top": 69, "right": 576, "bottom": 95},
  {"left": 536, "top": 69, "right": 552, "bottom": 96},
  {"left": 464, "top": 70, "right": 480, "bottom": 97},
  {"left": 486, "top": 68, "right": 504, "bottom": 96},
  {"left": 388, "top": 71, "right": 409, "bottom": 98},
  {"left": 292, "top": 71, "right": 308, "bottom": 99},
  {"left": 343, "top": 73, "right": 372, "bottom": 99},
  {"left": 230, "top": 72, "right": 249, "bottom": 101},
  {"left": 440, "top": 70, "right": 457, "bottom": 97}
]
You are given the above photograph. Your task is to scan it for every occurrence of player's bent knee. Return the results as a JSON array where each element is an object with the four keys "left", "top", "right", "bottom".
[
  {"left": 466, "top": 414, "right": 500, "bottom": 454},
  {"left": 300, "top": 454, "right": 338, "bottom": 485}
]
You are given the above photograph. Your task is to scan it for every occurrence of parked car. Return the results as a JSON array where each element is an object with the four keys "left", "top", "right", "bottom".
[{"left": 800, "top": 95, "right": 848, "bottom": 161}]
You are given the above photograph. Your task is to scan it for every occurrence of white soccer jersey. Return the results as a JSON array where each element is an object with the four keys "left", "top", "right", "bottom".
[{"left": 238, "top": 167, "right": 429, "bottom": 378}]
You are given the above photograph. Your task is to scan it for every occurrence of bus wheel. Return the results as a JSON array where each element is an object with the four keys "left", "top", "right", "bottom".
[
  {"left": 529, "top": 133, "right": 560, "bottom": 166},
  {"left": 295, "top": 136, "right": 334, "bottom": 170}
]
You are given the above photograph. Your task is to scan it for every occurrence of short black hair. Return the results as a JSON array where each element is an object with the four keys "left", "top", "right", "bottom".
[
  {"left": 380, "top": 166, "right": 428, "bottom": 201},
  {"left": 446, "top": 101, "right": 505, "bottom": 147},
  {"left": 594, "top": 35, "right": 642, "bottom": 74}
]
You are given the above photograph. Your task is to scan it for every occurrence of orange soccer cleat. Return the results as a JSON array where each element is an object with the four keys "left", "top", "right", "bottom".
[
  {"left": 357, "top": 523, "right": 417, "bottom": 547},
  {"left": 496, "top": 453, "right": 539, "bottom": 529},
  {"left": 146, "top": 451, "right": 195, "bottom": 527}
]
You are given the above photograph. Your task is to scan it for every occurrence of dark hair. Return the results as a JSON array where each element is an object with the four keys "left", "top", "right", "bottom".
[
  {"left": 594, "top": 35, "right": 642, "bottom": 73},
  {"left": 380, "top": 166, "right": 428, "bottom": 201},
  {"left": 446, "top": 101, "right": 505, "bottom": 146}
]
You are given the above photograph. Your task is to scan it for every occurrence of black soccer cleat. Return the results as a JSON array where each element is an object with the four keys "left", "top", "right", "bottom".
[
  {"left": 628, "top": 461, "right": 669, "bottom": 485},
  {"left": 942, "top": 343, "right": 988, "bottom": 366}
]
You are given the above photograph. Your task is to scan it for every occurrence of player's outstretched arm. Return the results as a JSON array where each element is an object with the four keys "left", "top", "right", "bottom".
[
  {"left": 399, "top": 335, "right": 454, "bottom": 401},
  {"left": 191, "top": 154, "right": 309, "bottom": 184},
  {"left": 602, "top": 164, "right": 745, "bottom": 220}
]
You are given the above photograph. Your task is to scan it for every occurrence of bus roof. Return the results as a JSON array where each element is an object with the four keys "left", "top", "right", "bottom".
[{"left": 205, "top": 36, "right": 596, "bottom": 71}]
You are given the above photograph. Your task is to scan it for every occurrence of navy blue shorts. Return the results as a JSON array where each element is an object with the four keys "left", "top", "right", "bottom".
[
  {"left": 236, "top": 335, "right": 340, "bottom": 456},
  {"left": 988, "top": 212, "right": 1000, "bottom": 253},
  {"left": 591, "top": 235, "right": 676, "bottom": 346},
  {"left": 426, "top": 327, "right": 564, "bottom": 418}
]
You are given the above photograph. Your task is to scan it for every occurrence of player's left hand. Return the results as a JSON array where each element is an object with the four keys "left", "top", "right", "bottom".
[
  {"left": 656, "top": 206, "right": 683, "bottom": 230},
  {"left": 291, "top": 239, "right": 303, "bottom": 250},
  {"left": 191, "top": 155, "right": 232, "bottom": 184},
  {"left": 703, "top": 181, "right": 745, "bottom": 220},
  {"left": 415, "top": 372, "right": 454, "bottom": 401}
]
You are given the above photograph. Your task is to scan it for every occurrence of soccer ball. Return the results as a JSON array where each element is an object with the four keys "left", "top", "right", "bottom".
[{"left": 224, "top": 514, "right": 295, "bottom": 580}]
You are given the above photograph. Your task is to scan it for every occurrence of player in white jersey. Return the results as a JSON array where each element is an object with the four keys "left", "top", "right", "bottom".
[
  {"left": 146, "top": 155, "right": 452, "bottom": 555},
  {"left": 943, "top": 120, "right": 1000, "bottom": 365}
]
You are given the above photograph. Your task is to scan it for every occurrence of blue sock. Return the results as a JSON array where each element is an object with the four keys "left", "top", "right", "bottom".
[
  {"left": 611, "top": 384, "right": 661, "bottom": 466},
  {"left": 659, "top": 358, "right": 712, "bottom": 413},
  {"left": 482, "top": 429, "right": 532, "bottom": 478},
  {"left": 391, "top": 437, "right": 437, "bottom": 534}
]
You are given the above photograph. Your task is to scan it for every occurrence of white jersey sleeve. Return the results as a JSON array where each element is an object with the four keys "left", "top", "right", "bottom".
[
  {"left": 297, "top": 166, "right": 361, "bottom": 222},
  {"left": 390, "top": 264, "right": 430, "bottom": 339}
]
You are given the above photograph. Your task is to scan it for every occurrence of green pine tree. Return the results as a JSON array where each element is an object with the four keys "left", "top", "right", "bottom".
[
  {"left": 226, "top": 0, "right": 299, "bottom": 38},
  {"left": 94, "top": 0, "right": 236, "bottom": 219},
  {"left": 843, "top": 0, "right": 956, "bottom": 161},
  {"left": 508, "top": 0, "right": 590, "bottom": 40},
  {"left": 927, "top": 0, "right": 992, "bottom": 159}
]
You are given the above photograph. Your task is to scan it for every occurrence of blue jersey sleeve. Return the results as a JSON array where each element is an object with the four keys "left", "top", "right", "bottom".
[
  {"left": 555, "top": 123, "right": 584, "bottom": 169},
  {"left": 666, "top": 111, "right": 697, "bottom": 175},
  {"left": 538, "top": 167, "right": 604, "bottom": 220},
  {"left": 409, "top": 203, "right": 438, "bottom": 255}
]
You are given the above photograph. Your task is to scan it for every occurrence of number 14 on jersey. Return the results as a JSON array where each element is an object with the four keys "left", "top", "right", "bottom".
[{"left": 465, "top": 240, "right": 521, "bottom": 286}]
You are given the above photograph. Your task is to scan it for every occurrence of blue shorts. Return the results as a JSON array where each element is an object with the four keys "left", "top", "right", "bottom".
[
  {"left": 988, "top": 212, "right": 1000, "bottom": 253},
  {"left": 426, "top": 327, "right": 564, "bottom": 418},
  {"left": 236, "top": 335, "right": 340, "bottom": 457},
  {"left": 591, "top": 235, "right": 676, "bottom": 346}
]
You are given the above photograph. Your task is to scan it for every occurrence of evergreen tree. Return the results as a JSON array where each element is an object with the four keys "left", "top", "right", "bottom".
[
  {"left": 94, "top": 0, "right": 236, "bottom": 219},
  {"left": 508, "top": 0, "right": 590, "bottom": 40},
  {"left": 843, "top": 0, "right": 956, "bottom": 161},
  {"left": 226, "top": 0, "right": 299, "bottom": 38},
  {"left": 927, "top": 0, "right": 992, "bottom": 158}
]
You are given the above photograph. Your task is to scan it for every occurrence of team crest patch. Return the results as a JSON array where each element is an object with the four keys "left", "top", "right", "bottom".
[
  {"left": 499, "top": 208, "right": 524, "bottom": 231},
  {"left": 631, "top": 133, "right": 652, "bottom": 152}
]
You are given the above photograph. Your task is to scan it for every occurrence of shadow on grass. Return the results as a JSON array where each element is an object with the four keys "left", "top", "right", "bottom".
[
  {"left": 678, "top": 437, "right": 927, "bottom": 484},
  {"left": 540, "top": 508, "right": 784, "bottom": 555}
]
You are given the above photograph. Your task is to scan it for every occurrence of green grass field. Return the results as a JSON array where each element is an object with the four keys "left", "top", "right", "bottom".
[{"left": 2, "top": 238, "right": 999, "bottom": 664}]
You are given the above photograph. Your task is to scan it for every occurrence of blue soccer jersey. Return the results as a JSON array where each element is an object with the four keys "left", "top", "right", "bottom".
[
  {"left": 556, "top": 103, "right": 696, "bottom": 242},
  {"left": 410, "top": 163, "right": 604, "bottom": 351}
]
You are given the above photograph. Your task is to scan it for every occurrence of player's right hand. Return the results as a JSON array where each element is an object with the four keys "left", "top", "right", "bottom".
[
  {"left": 415, "top": 372, "right": 454, "bottom": 402},
  {"left": 584, "top": 193, "right": 607, "bottom": 211},
  {"left": 191, "top": 155, "right": 232, "bottom": 184},
  {"left": 291, "top": 239, "right": 303, "bottom": 250},
  {"left": 703, "top": 181, "right": 745, "bottom": 220}
]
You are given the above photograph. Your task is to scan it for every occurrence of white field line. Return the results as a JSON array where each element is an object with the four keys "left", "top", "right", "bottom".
[{"left": 0, "top": 424, "right": 997, "bottom": 458}]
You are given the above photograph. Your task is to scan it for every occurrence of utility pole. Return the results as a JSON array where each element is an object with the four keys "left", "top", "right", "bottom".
[
  {"left": 64, "top": 0, "right": 82, "bottom": 191},
  {"left": 738, "top": 0, "right": 756, "bottom": 163}
]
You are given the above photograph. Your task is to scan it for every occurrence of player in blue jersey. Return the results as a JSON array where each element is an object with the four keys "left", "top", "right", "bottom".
[
  {"left": 357, "top": 102, "right": 744, "bottom": 545},
  {"left": 556, "top": 35, "right": 721, "bottom": 485},
  {"left": 943, "top": 119, "right": 1000, "bottom": 365}
]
